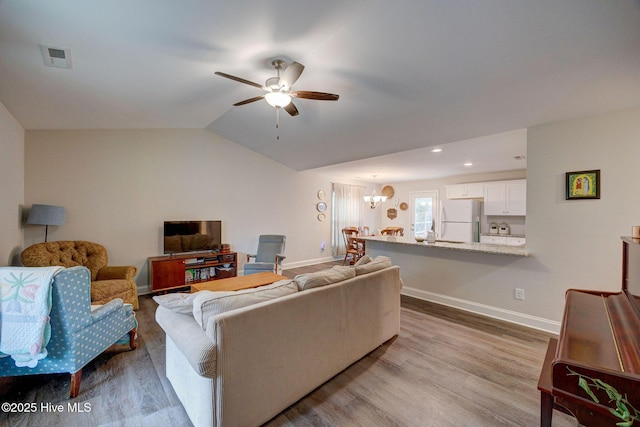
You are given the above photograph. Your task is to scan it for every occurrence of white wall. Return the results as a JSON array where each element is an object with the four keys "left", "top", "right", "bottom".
[
  {"left": 24, "top": 129, "right": 341, "bottom": 292},
  {"left": 0, "top": 101, "right": 25, "bottom": 266},
  {"left": 527, "top": 105, "right": 640, "bottom": 295}
]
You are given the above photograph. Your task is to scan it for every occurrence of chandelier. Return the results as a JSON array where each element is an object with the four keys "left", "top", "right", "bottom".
[{"left": 363, "top": 175, "right": 387, "bottom": 209}]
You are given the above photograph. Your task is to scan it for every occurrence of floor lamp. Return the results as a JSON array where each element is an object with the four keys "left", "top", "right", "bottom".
[{"left": 27, "top": 204, "right": 66, "bottom": 242}]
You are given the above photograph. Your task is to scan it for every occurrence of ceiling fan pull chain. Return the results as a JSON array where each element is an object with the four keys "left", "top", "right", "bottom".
[{"left": 276, "top": 107, "right": 280, "bottom": 141}]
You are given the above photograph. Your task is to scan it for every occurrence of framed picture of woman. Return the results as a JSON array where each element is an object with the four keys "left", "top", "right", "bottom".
[{"left": 566, "top": 170, "right": 600, "bottom": 200}]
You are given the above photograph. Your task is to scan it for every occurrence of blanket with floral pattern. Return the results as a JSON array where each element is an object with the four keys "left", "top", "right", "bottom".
[{"left": 0, "top": 266, "right": 64, "bottom": 367}]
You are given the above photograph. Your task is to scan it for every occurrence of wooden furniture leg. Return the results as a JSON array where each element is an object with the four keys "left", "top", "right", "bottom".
[
  {"left": 540, "top": 390, "right": 553, "bottom": 427},
  {"left": 70, "top": 370, "right": 82, "bottom": 398},
  {"left": 129, "top": 328, "right": 137, "bottom": 350},
  {"left": 537, "top": 338, "right": 573, "bottom": 426},
  {"left": 538, "top": 338, "right": 556, "bottom": 427}
]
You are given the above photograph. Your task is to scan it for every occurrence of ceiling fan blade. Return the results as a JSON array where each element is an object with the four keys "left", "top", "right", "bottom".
[
  {"left": 279, "top": 61, "right": 305, "bottom": 90},
  {"left": 284, "top": 102, "right": 299, "bottom": 117},
  {"left": 290, "top": 91, "right": 339, "bottom": 101},
  {"left": 215, "top": 71, "right": 264, "bottom": 89},
  {"left": 233, "top": 95, "right": 264, "bottom": 106}
]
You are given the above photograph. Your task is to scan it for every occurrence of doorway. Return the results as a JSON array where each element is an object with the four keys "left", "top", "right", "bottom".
[{"left": 410, "top": 190, "right": 438, "bottom": 239}]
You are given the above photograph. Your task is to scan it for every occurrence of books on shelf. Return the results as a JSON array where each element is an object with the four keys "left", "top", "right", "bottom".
[{"left": 185, "top": 266, "right": 217, "bottom": 283}]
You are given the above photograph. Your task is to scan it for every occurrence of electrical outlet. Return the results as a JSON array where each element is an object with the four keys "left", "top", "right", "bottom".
[{"left": 514, "top": 288, "right": 525, "bottom": 300}]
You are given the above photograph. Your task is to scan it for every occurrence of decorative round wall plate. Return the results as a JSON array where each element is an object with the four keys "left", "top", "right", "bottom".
[
  {"left": 317, "top": 190, "right": 326, "bottom": 200},
  {"left": 381, "top": 185, "right": 395, "bottom": 198},
  {"left": 316, "top": 201, "right": 327, "bottom": 212},
  {"left": 317, "top": 213, "right": 326, "bottom": 221},
  {"left": 399, "top": 202, "right": 408, "bottom": 211}
]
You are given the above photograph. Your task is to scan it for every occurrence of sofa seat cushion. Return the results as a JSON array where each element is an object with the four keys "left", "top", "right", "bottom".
[
  {"left": 192, "top": 279, "right": 298, "bottom": 330},
  {"left": 294, "top": 265, "right": 356, "bottom": 291}
]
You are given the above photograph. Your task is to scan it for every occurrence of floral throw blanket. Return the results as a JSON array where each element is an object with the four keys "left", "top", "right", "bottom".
[{"left": 0, "top": 266, "right": 64, "bottom": 367}]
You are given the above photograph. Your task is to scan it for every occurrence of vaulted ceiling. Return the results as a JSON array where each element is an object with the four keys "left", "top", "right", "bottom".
[{"left": 1, "top": 1, "right": 639, "bottom": 182}]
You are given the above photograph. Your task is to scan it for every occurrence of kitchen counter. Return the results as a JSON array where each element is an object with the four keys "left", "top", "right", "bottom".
[{"left": 360, "top": 235, "right": 528, "bottom": 257}]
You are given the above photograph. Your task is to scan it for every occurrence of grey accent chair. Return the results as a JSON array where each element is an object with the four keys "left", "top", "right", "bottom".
[{"left": 244, "top": 235, "right": 286, "bottom": 275}]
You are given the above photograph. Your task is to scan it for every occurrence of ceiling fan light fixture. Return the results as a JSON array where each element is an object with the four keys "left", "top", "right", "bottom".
[{"left": 265, "top": 91, "right": 292, "bottom": 108}]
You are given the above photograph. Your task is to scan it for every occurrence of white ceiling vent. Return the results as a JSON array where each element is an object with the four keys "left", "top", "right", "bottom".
[{"left": 40, "top": 45, "right": 72, "bottom": 69}]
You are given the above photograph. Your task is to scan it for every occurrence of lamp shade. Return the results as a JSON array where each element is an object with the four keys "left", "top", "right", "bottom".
[{"left": 27, "top": 204, "right": 66, "bottom": 226}]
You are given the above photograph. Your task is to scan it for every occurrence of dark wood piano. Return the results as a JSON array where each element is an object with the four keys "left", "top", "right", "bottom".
[{"left": 538, "top": 236, "right": 640, "bottom": 426}]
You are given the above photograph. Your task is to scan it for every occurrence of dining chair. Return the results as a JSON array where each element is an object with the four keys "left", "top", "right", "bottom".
[
  {"left": 342, "top": 227, "right": 366, "bottom": 265},
  {"left": 358, "top": 226, "right": 371, "bottom": 236},
  {"left": 380, "top": 226, "right": 404, "bottom": 236}
]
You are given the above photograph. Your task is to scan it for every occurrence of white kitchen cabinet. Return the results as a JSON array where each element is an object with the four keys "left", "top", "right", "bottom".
[
  {"left": 506, "top": 237, "right": 526, "bottom": 246},
  {"left": 483, "top": 180, "right": 526, "bottom": 215},
  {"left": 446, "top": 183, "right": 484, "bottom": 199},
  {"left": 480, "top": 236, "right": 507, "bottom": 244},
  {"left": 480, "top": 235, "right": 526, "bottom": 246}
]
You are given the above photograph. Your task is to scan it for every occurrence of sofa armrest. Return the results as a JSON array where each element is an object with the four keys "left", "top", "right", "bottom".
[
  {"left": 96, "top": 265, "right": 137, "bottom": 281},
  {"left": 91, "top": 298, "right": 124, "bottom": 322},
  {"left": 156, "top": 306, "right": 217, "bottom": 378},
  {"left": 246, "top": 254, "right": 257, "bottom": 262}
]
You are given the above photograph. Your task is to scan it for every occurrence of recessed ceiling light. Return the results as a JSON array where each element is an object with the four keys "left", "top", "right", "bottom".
[
  {"left": 464, "top": 162, "right": 473, "bottom": 166},
  {"left": 431, "top": 148, "right": 442, "bottom": 153}
]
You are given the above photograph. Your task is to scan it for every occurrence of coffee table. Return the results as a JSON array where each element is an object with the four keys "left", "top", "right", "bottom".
[{"left": 190, "top": 271, "right": 288, "bottom": 293}]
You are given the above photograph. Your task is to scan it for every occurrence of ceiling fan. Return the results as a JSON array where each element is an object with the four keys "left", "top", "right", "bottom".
[{"left": 215, "top": 59, "right": 339, "bottom": 117}]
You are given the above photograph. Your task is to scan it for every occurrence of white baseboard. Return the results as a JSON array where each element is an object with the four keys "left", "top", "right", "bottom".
[
  {"left": 402, "top": 286, "right": 561, "bottom": 335},
  {"left": 137, "top": 284, "right": 152, "bottom": 295}
]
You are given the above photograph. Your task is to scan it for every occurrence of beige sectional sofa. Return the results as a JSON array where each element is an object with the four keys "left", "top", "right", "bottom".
[{"left": 155, "top": 257, "right": 402, "bottom": 427}]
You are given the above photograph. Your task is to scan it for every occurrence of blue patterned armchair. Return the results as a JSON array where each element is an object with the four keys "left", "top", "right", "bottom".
[{"left": 0, "top": 266, "right": 137, "bottom": 398}]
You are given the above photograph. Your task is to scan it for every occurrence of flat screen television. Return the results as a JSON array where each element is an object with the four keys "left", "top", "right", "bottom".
[{"left": 163, "top": 220, "right": 222, "bottom": 254}]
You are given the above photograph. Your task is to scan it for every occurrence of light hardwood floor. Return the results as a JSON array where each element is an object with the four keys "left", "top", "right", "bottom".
[{"left": 0, "top": 262, "right": 577, "bottom": 426}]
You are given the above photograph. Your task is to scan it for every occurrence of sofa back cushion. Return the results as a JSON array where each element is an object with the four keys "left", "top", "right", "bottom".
[
  {"left": 354, "top": 255, "right": 392, "bottom": 275},
  {"left": 21, "top": 241, "right": 108, "bottom": 281},
  {"left": 192, "top": 279, "right": 298, "bottom": 330},
  {"left": 294, "top": 265, "right": 356, "bottom": 291}
]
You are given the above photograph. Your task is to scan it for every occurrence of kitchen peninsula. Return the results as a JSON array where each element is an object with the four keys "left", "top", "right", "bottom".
[
  {"left": 360, "top": 235, "right": 527, "bottom": 257},
  {"left": 359, "top": 235, "right": 550, "bottom": 331}
]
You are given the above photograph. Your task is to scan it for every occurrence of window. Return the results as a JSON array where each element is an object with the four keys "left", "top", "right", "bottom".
[{"left": 331, "top": 183, "right": 365, "bottom": 256}]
